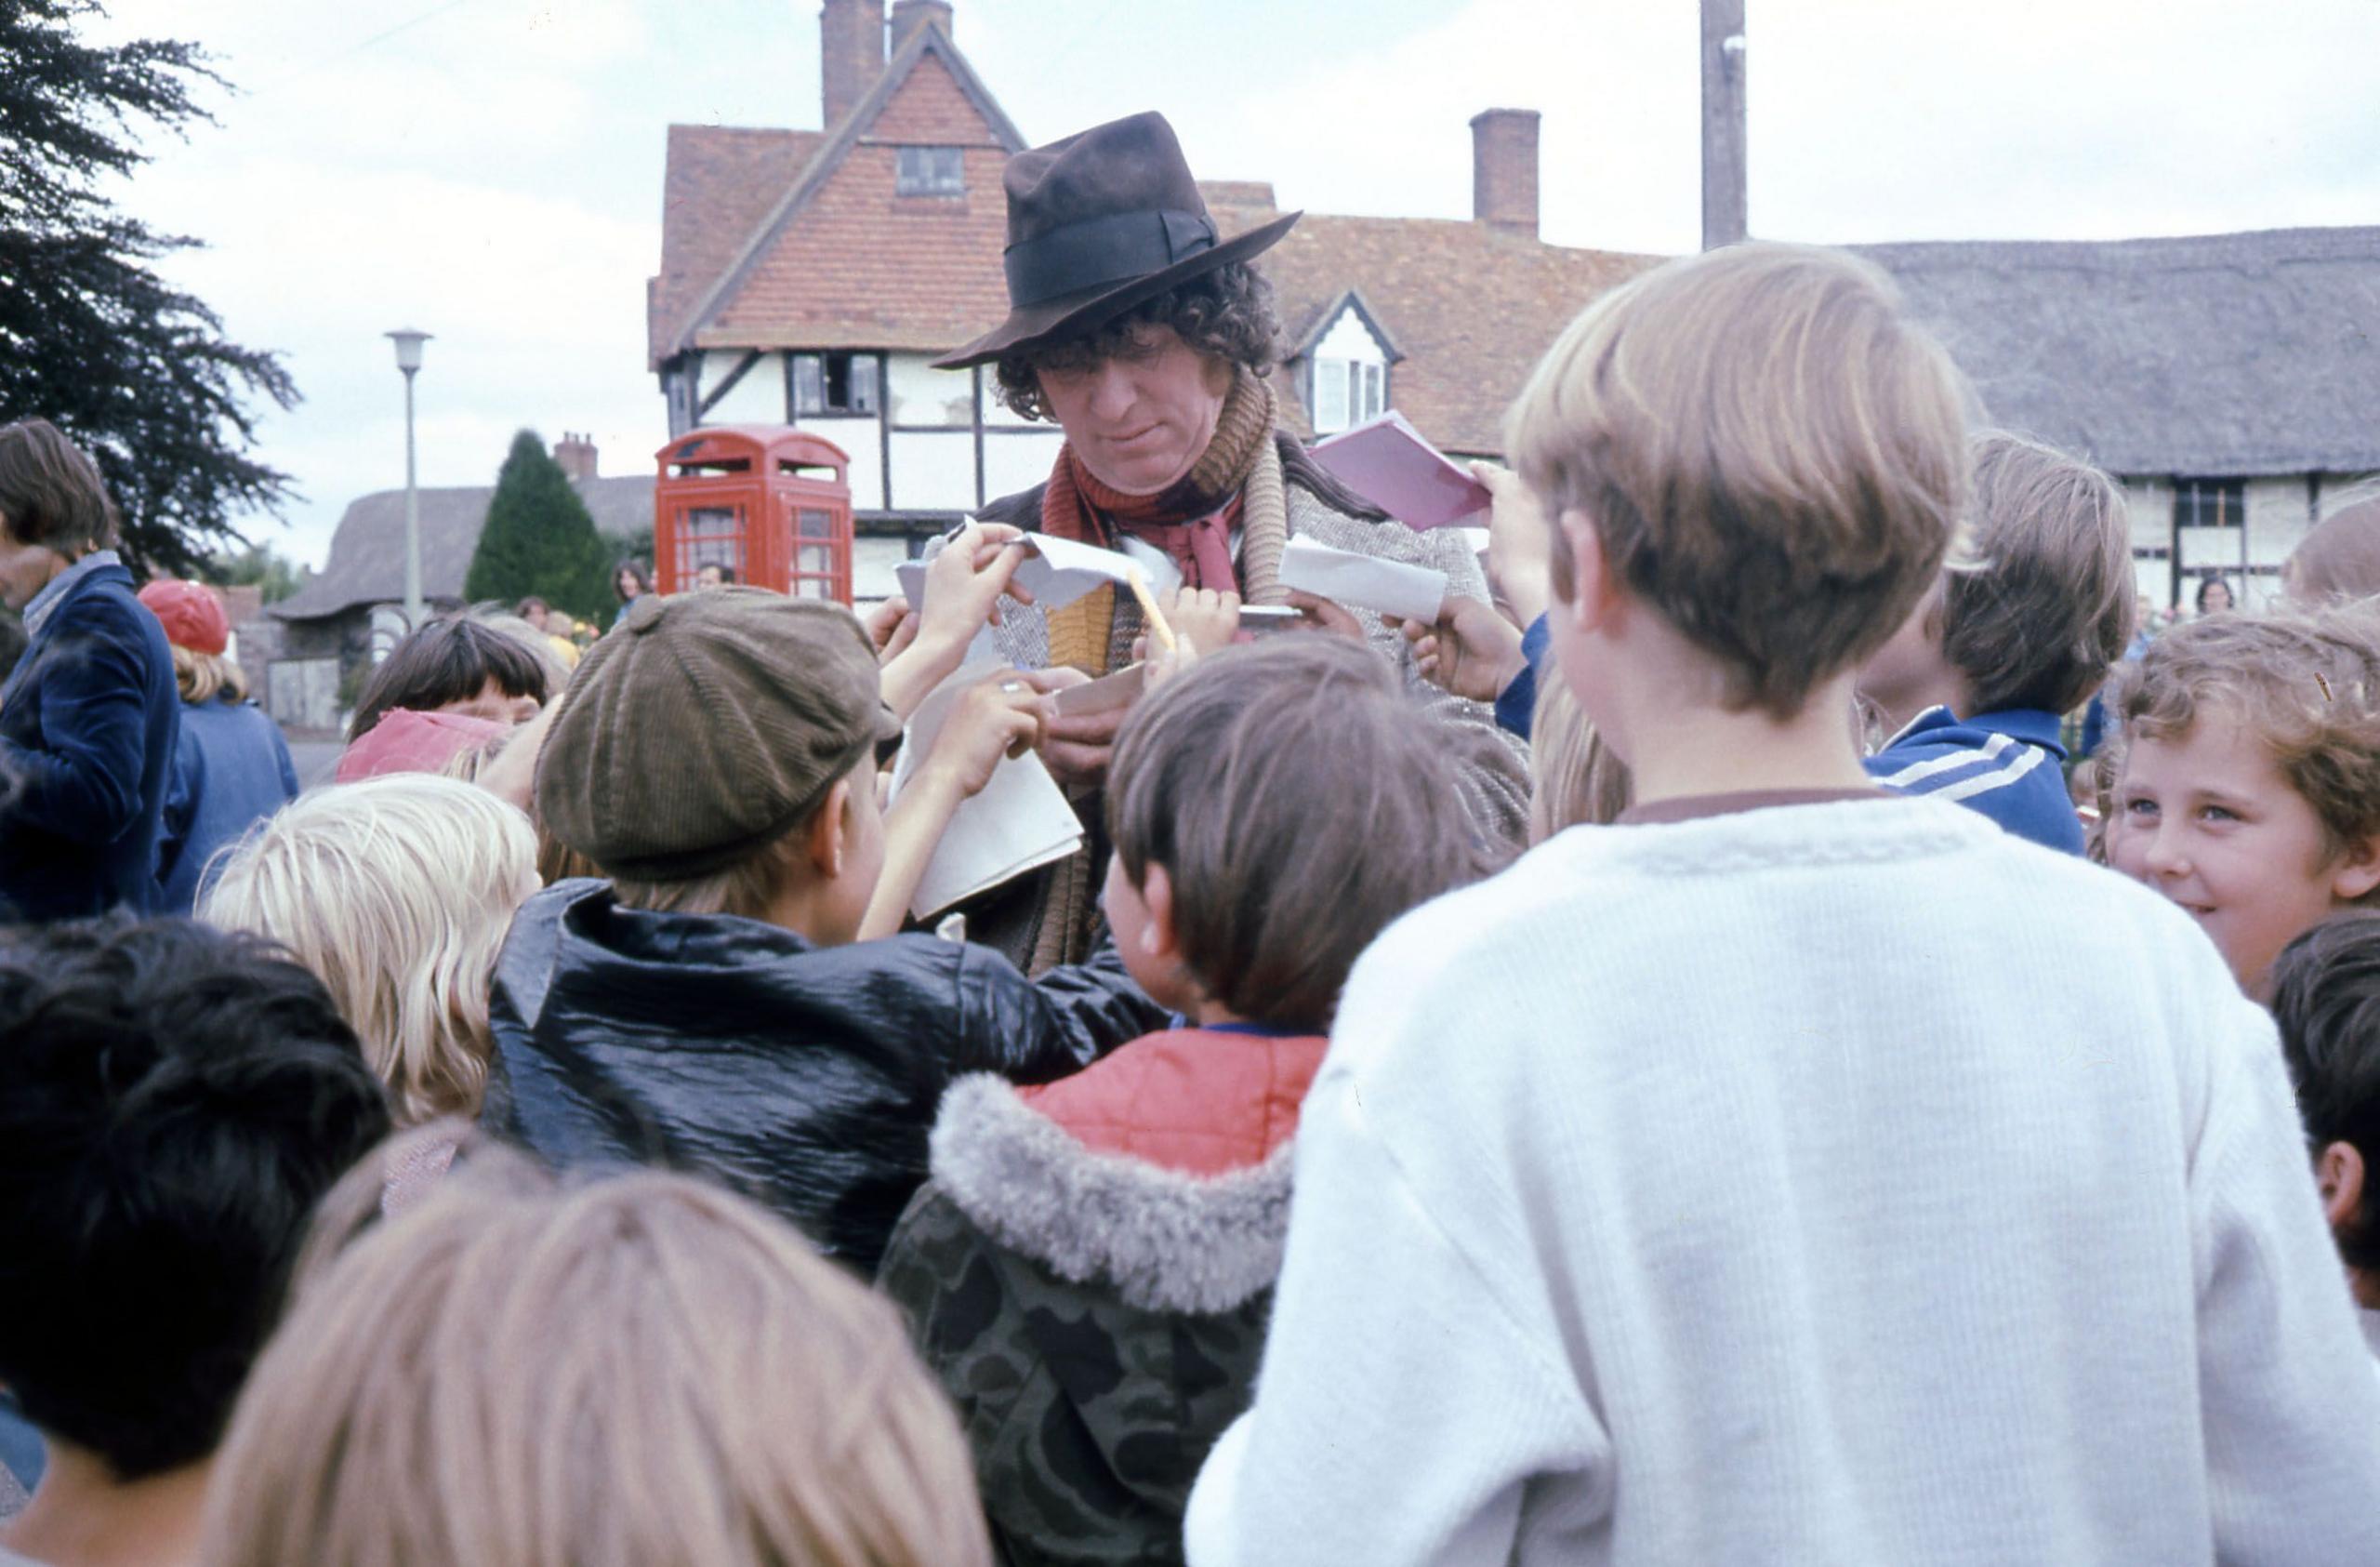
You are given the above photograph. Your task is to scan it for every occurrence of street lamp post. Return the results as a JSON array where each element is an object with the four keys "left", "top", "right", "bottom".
[{"left": 385, "top": 328, "right": 432, "bottom": 627}]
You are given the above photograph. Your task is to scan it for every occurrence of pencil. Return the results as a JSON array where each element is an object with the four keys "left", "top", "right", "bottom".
[{"left": 1123, "top": 564, "right": 1177, "bottom": 654}]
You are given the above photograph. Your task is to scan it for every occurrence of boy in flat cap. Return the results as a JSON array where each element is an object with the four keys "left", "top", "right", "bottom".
[{"left": 483, "top": 582, "right": 1165, "bottom": 1276}]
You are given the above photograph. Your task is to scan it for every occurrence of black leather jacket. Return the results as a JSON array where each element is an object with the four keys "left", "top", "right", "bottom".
[{"left": 483, "top": 880, "right": 1165, "bottom": 1275}]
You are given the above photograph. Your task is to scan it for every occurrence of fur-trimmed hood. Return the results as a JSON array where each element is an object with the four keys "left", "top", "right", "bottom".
[{"left": 925, "top": 1029, "right": 1327, "bottom": 1314}]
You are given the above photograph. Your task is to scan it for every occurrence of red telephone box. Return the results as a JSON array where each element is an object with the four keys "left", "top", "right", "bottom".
[{"left": 653, "top": 426, "right": 854, "bottom": 602}]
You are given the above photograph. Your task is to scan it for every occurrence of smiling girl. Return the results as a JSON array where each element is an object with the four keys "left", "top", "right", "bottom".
[{"left": 2102, "top": 604, "right": 2380, "bottom": 997}]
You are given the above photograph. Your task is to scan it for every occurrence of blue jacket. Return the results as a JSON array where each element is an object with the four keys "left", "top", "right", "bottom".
[
  {"left": 152, "top": 697, "right": 299, "bottom": 915},
  {"left": 0, "top": 562, "right": 179, "bottom": 921},
  {"left": 1493, "top": 613, "right": 1553, "bottom": 739},
  {"left": 1866, "top": 706, "right": 2081, "bottom": 854}
]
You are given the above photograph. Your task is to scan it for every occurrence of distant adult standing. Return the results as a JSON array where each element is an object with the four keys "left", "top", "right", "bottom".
[
  {"left": 694, "top": 562, "right": 736, "bottom": 590},
  {"left": 2196, "top": 574, "right": 2236, "bottom": 617},
  {"left": 610, "top": 560, "right": 650, "bottom": 630},
  {"left": 0, "top": 419, "right": 178, "bottom": 922},
  {"left": 139, "top": 579, "right": 299, "bottom": 915}
]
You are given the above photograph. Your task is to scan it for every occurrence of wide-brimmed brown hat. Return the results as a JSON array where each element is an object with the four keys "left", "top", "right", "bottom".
[{"left": 932, "top": 111, "right": 1300, "bottom": 370}]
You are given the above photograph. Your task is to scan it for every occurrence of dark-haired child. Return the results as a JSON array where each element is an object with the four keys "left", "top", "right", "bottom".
[
  {"left": 879, "top": 634, "right": 1482, "bottom": 1565},
  {"left": 2268, "top": 911, "right": 2380, "bottom": 1361},
  {"left": 0, "top": 919, "right": 391, "bottom": 1567}
]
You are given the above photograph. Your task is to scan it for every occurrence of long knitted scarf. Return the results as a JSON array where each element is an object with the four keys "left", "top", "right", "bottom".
[{"left": 1037, "top": 368, "right": 1289, "bottom": 671}]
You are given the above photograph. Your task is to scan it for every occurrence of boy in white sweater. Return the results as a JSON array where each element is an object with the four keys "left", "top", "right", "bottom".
[{"left": 1184, "top": 243, "right": 2380, "bottom": 1566}]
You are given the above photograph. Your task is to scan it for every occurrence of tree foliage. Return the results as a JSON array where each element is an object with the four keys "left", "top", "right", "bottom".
[
  {"left": 0, "top": 0, "right": 298, "bottom": 576},
  {"left": 465, "top": 431, "right": 615, "bottom": 623},
  {"left": 201, "top": 538, "right": 308, "bottom": 604}
]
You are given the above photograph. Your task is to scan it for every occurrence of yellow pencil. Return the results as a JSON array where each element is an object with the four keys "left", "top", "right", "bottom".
[{"left": 1123, "top": 564, "right": 1177, "bottom": 654}]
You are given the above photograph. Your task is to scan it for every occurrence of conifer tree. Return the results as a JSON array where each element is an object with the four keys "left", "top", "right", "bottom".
[
  {"left": 1, "top": 0, "right": 297, "bottom": 574},
  {"left": 464, "top": 431, "right": 614, "bottom": 622}
]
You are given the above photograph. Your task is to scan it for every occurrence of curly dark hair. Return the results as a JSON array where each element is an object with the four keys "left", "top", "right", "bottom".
[
  {"left": 0, "top": 917, "right": 390, "bottom": 1477},
  {"left": 993, "top": 261, "right": 1282, "bottom": 421}
]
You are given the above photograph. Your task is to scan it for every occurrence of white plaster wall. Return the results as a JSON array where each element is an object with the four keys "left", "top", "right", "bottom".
[
  {"left": 699, "top": 351, "right": 787, "bottom": 425},
  {"left": 2119, "top": 474, "right": 2174, "bottom": 608},
  {"left": 853, "top": 534, "right": 913, "bottom": 602},
  {"left": 887, "top": 352, "right": 972, "bottom": 428},
  {"left": 889, "top": 429, "right": 976, "bottom": 511},
  {"left": 981, "top": 429, "right": 1064, "bottom": 504},
  {"left": 802, "top": 414, "right": 884, "bottom": 509}
]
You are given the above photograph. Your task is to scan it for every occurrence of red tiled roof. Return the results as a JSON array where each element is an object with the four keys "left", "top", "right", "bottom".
[
  {"left": 1216, "top": 199, "right": 1661, "bottom": 457},
  {"left": 656, "top": 24, "right": 1024, "bottom": 364},
  {"left": 654, "top": 30, "right": 1659, "bottom": 456},
  {"left": 707, "top": 56, "right": 1014, "bottom": 352},
  {"left": 650, "top": 125, "right": 823, "bottom": 368}
]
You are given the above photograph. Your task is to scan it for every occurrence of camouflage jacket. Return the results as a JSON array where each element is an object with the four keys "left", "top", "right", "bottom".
[{"left": 878, "top": 1036, "right": 1320, "bottom": 1566}]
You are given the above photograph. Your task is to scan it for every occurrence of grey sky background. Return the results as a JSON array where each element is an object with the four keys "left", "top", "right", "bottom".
[{"left": 87, "top": 0, "right": 2380, "bottom": 568}]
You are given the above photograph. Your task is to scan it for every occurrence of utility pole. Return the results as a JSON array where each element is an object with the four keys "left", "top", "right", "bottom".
[{"left": 1701, "top": 0, "right": 1748, "bottom": 249}]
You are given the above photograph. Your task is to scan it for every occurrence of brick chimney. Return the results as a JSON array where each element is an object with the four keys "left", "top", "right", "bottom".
[
  {"left": 553, "top": 432, "right": 599, "bottom": 484},
  {"left": 820, "top": 0, "right": 886, "bottom": 129},
  {"left": 1470, "top": 108, "right": 1540, "bottom": 239},
  {"left": 890, "top": 0, "right": 951, "bottom": 46}
]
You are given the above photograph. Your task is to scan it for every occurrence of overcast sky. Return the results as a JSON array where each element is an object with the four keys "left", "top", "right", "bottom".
[{"left": 86, "top": 0, "right": 2380, "bottom": 568}]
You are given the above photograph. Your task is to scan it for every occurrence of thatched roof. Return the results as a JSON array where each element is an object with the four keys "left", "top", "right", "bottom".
[
  {"left": 274, "top": 475, "right": 654, "bottom": 622},
  {"left": 1857, "top": 226, "right": 2380, "bottom": 478}
]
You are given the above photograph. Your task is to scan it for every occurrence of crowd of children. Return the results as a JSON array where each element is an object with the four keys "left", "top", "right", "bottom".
[{"left": 6, "top": 229, "right": 2380, "bottom": 1565}]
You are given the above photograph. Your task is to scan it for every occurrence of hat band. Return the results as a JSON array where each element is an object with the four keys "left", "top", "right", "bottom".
[{"left": 1003, "top": 208, "right": 1217, "bottom": 310}]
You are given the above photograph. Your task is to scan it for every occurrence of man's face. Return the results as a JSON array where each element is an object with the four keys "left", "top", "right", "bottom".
[
  {"left": 0, "top": 519, "right": 70, "bottom": 612},
  {"left": 522, "top": 604, "right": 549, "bottom": 631},
  {"left": 1034, "top": 324, "right": 1233, "bottom": 497},
  {"left": 695, "top": 564, "right": 724, "bottom": 591}
]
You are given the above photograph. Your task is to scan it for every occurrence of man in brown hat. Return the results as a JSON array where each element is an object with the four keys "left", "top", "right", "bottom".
[
  {"left": 936, "top": 110, "right": 1527, "bottom": 972},
  {"left": 481, "top": 584, "right": 1166, "bottom": 1275}
]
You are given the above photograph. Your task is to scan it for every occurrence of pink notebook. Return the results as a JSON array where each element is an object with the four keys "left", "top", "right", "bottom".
[{"left": 1309, "top": 410, "right": 1491, "bottom": 531}]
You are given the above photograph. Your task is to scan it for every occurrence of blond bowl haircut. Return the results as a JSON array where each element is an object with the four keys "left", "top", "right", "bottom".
[
  {"left": 199, "top": 775, "right": 537, "bottom": 1126},
  {"left": 1527, "top": 676, "right": 1633, "bottom": 843},
  {"left": 169, "top": 643, "right": 250, "bottom": 705},
  {"left": 197, "top": 1164, "right": 995, "bottom": 1567},
  {"left": 1505, "top": 242, "right": 1971, "bottom": 718},
  {"left": 2100, "top": 601, "right": 2380, "bottom": 879},
  {"left": 1940, "top": 431, "right": 2134, "bottom": 716}
]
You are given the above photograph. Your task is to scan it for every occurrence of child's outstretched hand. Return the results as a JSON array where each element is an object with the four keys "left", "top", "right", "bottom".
[
  {"left": 1385, "top": 596, "right": 1529, "bottom": 704},
  {"left": 1472, "top": 461, "right": 1554, "bottom": 625},
  {"left": 1164, "top": 585, "right": 1240, "bottom": 656},
  {"left": 918, "top": 671, "right": 1051, "bottom": 800},
  {"left": 914, "top": 522, "right": 1033, "bottom": 661}
]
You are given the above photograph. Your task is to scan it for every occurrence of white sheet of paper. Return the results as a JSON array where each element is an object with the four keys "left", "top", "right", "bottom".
[
  {"left": 1013, "top": 531, "right": 1179, "bottom": 610},
  {"left": 888, "top": 665, "right": 1084, "bottom": 919},
  {"left": 1276, "top": 534, "right": 1448, "bottom": 624}
]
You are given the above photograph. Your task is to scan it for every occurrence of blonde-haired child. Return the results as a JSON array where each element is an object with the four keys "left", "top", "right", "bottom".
[
  {"left": 2102, "top": 603, "right": 2380, "bottom": 996},
  {"left": 200, "top": 774, "right": 539, "bottom": 1124},
  {"left": 197, "top": 1159, "right": 991, "bottom": 1567}
]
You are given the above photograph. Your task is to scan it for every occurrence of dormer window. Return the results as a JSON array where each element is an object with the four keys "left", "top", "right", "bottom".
[
  {"left": 1305, "top": 298, "right": 1395, "bottom": 435},
  {"left": 895, "top": 146, "right": 965, "bottom": 196}
]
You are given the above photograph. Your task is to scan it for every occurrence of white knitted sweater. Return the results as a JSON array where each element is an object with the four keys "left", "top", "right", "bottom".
[{"left": 1186, "top": 797, "right": 2380, "bottom": 1565}]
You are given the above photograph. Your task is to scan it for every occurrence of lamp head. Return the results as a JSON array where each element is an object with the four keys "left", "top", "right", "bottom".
[{"left": 385, "top": 328, "right": 432, "bottom": 373}]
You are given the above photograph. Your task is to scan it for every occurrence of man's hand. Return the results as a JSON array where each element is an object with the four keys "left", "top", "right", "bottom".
[
  {"left": 917, "top": 672, "right": 1050, "bottom": 801},
  {"left": 1283, "top": 590, "right": 1366, "bottom": 640},
  {"left": 1473, "top": 461, "right": 1554, "bottom": 625},
  {"left": 1017, "top": 666, "right": 1124, "bottom": 789},
  {"left": 1385, "top": 597, "right": 1529, "bottom": 704}
]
